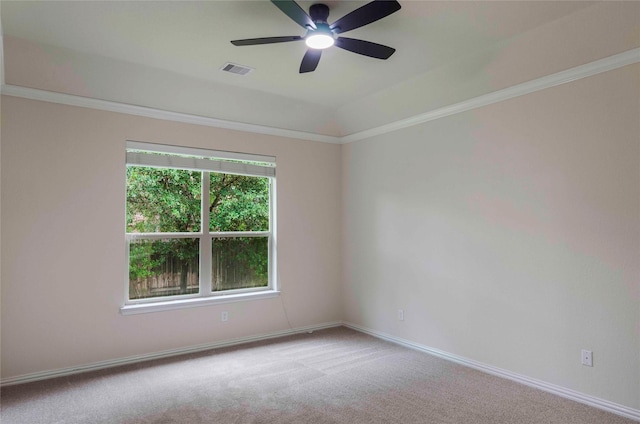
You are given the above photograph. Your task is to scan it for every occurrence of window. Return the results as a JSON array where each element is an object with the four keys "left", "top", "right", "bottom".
[{"left": 122, "top": 141, "right": 277, "bottom": 314}]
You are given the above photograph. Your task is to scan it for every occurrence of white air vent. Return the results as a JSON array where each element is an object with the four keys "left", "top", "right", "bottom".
[{"left": 221, "top": 62, "right": 254, "bottom": 76}]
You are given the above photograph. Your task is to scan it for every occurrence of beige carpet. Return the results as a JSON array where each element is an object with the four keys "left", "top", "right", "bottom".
[{"left": 0, "top": 327, "right": 635, "bottom": 423}]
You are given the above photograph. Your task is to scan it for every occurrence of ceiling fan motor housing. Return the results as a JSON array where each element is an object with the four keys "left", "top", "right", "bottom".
[{"left": 309, "top": 3, "right": 330, "bottom": 23}]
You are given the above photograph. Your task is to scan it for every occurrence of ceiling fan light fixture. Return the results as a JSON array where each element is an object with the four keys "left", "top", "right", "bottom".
[
  {"left": 305, "top": 23, "right": 334, "bottom": 49},
  {"left": 305, "top": 33, "right": 334, "bottom": 49}
]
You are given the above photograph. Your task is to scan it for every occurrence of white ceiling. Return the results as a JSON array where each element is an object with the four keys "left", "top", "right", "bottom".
[{"left": 3, "top": 1, "right": 635, "bottom": 137}]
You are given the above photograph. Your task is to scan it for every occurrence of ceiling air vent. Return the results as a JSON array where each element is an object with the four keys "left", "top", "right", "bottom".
[{"left": 221, "top": 62, "right": 254, "bottom": 76}]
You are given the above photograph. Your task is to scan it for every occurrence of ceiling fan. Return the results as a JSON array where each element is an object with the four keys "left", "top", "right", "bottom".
[{"left": 231, "top": 0, "right": 401, "bottom": 73}]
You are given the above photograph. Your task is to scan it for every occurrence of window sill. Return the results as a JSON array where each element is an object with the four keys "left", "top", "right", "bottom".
[{"left": 120, "top": 290, "right": 280, "bottom": 315}]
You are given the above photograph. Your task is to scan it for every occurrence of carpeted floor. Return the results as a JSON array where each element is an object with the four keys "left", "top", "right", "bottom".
[{"left": 0, "top": 327, "right": 635, "bottom": 423}]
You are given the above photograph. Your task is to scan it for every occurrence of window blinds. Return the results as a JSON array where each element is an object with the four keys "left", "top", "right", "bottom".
[{"left": 126, "top": 141, "right": 275, "bottom": 178}]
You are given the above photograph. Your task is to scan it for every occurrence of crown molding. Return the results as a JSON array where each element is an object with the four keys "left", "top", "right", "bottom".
[
  {"left": 2, "top": 48, "right": 638, "bottom": 145},
  {"left": 0, "top": 85, "right": 342, "bottom": 144},
  {"left": 340, "top": 47, "right": 640, "bottom": 143}
]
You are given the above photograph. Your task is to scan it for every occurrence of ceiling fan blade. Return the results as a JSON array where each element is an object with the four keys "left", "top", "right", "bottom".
[
  {"left": 271, "top": 0, "right": 316, "bottom": 30},
  {"left": 231, "top": 36, "right": 304, "bottom": 46},
  {"left": 300, "top": 49, "right": 322, "bottom": 73},
  {"left": 334, "top": 37, "right": 396, "bottom": 59},
  {"left": 330, "top": 0, "right": 401, "bottom": 34}
]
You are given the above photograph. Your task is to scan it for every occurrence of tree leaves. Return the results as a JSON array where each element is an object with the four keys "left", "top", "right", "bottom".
[
  {"left": 126, "top": 167, "right": 201, "bottom": 233},
  {"left": 209, "top": 173, "right": 269, "bottom": 232}
]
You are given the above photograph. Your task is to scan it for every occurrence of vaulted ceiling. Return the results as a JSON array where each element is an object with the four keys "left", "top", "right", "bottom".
[{"left": 1, "top": 1, "right": 638, "bottom": 139}]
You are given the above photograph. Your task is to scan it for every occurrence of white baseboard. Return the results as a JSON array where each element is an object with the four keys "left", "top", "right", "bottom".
[
  {"left": 343, "top": 321, "right": 640, "bottom": 422},
  {"left": 0, "top": 321, "right": 342, "bottom": 387}
]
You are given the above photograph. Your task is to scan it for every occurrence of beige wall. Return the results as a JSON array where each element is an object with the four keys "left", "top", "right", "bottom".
[
  {"left": 342, "top": 64, "right": 640, "bottom": 409},
  {"left": 0, "top": 96, "right": 342, "bottom": 378}
]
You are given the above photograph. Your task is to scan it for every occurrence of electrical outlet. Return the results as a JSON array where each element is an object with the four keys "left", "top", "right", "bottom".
[
  {"left": 581, "top": 349, "right": 593, "bottom": 367},
  {"left": 398, "top": 309, "right": 404, "bottom": 321},
  {"left": 221, "top": 311, "right": 228, "bottom": 322}
]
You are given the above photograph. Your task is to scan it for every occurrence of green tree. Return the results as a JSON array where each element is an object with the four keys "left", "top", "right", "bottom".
[
  {"left": 126, "top": 167, "right": 201, "bottom": 233},
  {"left": 209, "top": 172, "right": 269, "bottom": 232}
]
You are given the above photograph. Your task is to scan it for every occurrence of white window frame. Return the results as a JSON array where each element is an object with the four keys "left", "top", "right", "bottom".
[{"left": 120, "top": 141, "right": 278, "bottom": 315}]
